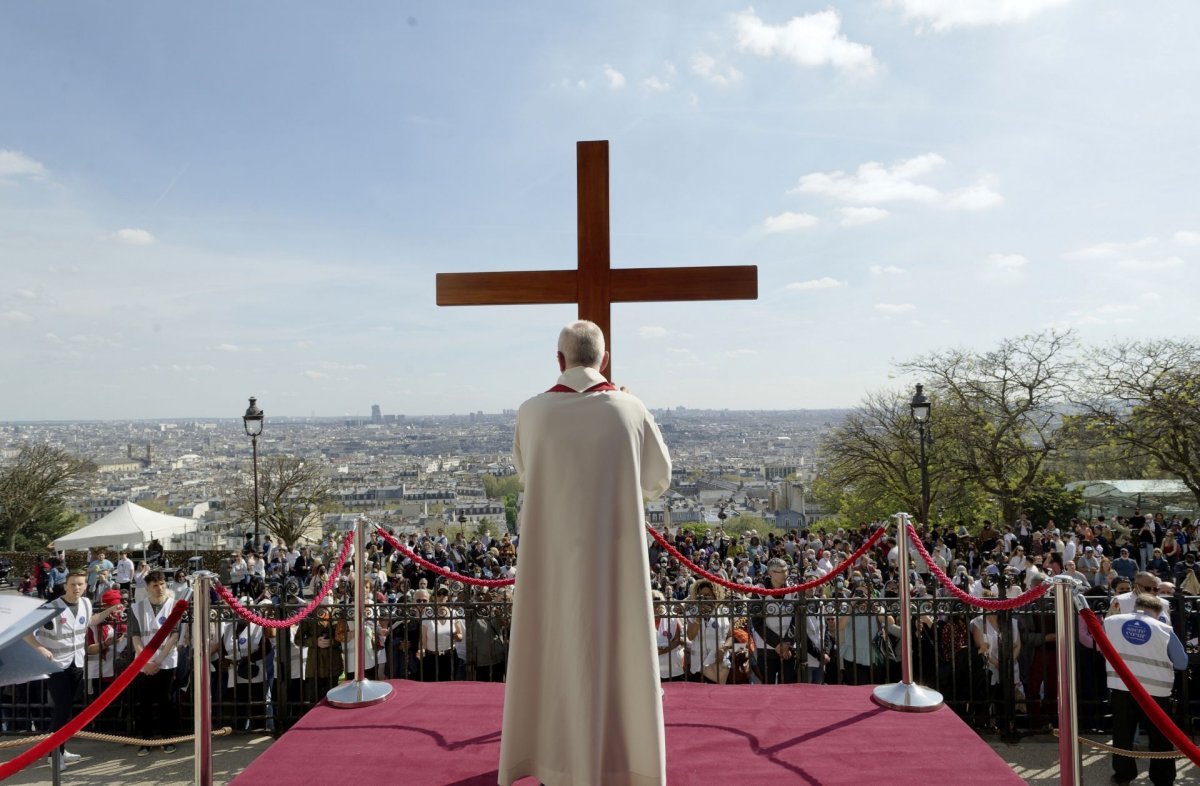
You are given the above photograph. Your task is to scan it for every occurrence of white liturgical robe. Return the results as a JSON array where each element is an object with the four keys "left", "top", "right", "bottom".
[{"left": 498, "top": 365, "right": 672, "bottom": 786}]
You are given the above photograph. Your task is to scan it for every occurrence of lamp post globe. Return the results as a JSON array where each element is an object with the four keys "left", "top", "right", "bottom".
[{"left": 243, "top": 397, "right": 265, "bottom": 549}]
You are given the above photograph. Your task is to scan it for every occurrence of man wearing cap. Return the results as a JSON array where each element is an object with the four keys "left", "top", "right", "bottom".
[
  {"left": 1077, "top": 545, "right": 1100, "bottom": 576},
  {"left": 1110, "top": 572, "right": 1171, "bottom": 623},
  {"left": 1104, "top": 593, "right": 1187, "bottom": 785},
  {"left": 1112, "top": 548, "right": 1139, "bottom": 582},
  {"left": 499, "top": 320, "right": 671, "bottom": 786},
  {"left": 128, "top": 570, "right": 181, "bottom": 755}
]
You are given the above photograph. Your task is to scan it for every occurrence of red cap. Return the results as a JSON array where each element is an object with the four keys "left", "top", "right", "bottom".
[{"left": 101, "top": 589, "right": 123, "bottom": 607}]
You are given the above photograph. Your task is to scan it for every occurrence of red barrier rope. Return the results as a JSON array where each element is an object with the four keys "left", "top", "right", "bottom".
[
  {"left": 905, "top": 523, "right": 1051, "bottom": 610},
  {"left": 0, "top": 599, "right": 189, "bottom": 780},
  {"left": 214, "top": 530, "right": 355, "bottom": 629},
  {"left": 1079, "top": 608, "right": 1200, "bottom": 769},
  {"left": 646, "top": 525, "right": 889, "bottom": 597},
  {"left": 376, "top": 528, "right": 515, "bottom": 587}
]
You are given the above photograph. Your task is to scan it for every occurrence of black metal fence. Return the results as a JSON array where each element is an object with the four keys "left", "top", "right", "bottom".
[{"left": 4, "top": 593, "right": 1199, "bottom": 741}]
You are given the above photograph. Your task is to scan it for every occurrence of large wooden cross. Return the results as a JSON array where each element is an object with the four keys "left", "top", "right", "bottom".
[{"left": 435, "top": 140, "right": 758, "bottom": 379}]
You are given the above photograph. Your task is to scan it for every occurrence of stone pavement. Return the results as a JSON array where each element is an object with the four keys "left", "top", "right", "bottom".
[{"left": 2, "top": 732, "right": 1198, "bottom": 785}]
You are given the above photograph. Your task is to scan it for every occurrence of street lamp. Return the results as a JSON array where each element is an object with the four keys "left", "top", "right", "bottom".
[
  {"left": 243, "top": 396, "right": 264, "bottom": 550},
  {"left": 459, "top": 512, "right": 468, "bottom": 539},
  {"left": 909, "top": 384, "right": 932, "bottom": 526}
]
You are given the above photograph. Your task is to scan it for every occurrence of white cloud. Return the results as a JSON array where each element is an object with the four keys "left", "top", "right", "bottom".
[
  {"left": 603, "top": 65, "right": 626, "bottom": 89},
  {"left": 15, "top": 288, "right": 37, "bottom": 299},
  {"left": 979, "top": 253, "right": 1029, "bottom": 283},
  {"left": 642, "top": 76, "right": 671, "bottom": 92},
  {"left": 874, "top": 303, "right": 917, "bottom": 314},
  {"left": 791, "top": 154, "right": 1004, "bottom": 213},
  {"left": 1094, "top": 303, "right": 1136, "bottom": 315},
  {"left": 1140, "top": 292, "right": 1162, "bottom": 302},
  {"left": 171, "top": 364, "right": 216, "bottom": 373},
  {"left": 763, "top": 211, "right": 819, "bottom": 233},
  {"left": 639, "top": 325, "right": 670, "bottom": 339},
  {"left": 734, "top": 8, "right": 878, "bottom": 78},
  {"left": 1, "top": 309, "right": 33, "bottom": 323},
  {"left": 1114, "top": 256, "right": 1185, "bottom": 272},
  {"left": 840, "top": 206, "right": 890, "bottom": 226},
  {"left": 320, "top": 361, "right": 367, "bottom": 370},
  {"left": 869, "top": 264, "right": 905, "bottom": 275},
  {"left": 691, "top": 53, "right": 743, "bottom": 86},
  {"left": 304, "top": 370, "right": 330, "bottom": 380},
  {"left": 112, "top": 228, "right": 156, "bottom": 246},
  {"left": 724, "top": 348, "right": 758, "bottom": 357},
  {"left": 792, "top": 153, "right": 945, "bottom": 204},
  {"left": 787, "top": 277, "right": 845, "bottom": 291},
  {"left": 1174, "top": 230, "right": 1200, "bottom": 246},
  {"left": 212, "top": 343, "right": 241, "bottom": 352},
  {"left": 889, "top": 0, "right": 1073, "bottom": 33},
  {"left": 1062, "top": 236, "right": 1157, "bottom": 260},
  {"left": 944, "top": 179, "right": 1005, "bottom": 210},
  {"left": 0, "top": 149, "right": 47, "bottom": 181}
]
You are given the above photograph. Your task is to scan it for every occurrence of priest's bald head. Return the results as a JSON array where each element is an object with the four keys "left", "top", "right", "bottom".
[{"left": 557, "top": 320, "right": 610, "bottom": 373}]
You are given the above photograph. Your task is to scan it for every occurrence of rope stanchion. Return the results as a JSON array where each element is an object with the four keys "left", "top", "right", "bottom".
[
  {"left": 905, "top": 523, "right": 1051, "bottom": 610},
  {"left": 214, "top": 530, "right": 355, "bottom": 628},
  {"left": 0, "top": 599, "right": 189, "bottom": 781},
  {"left": 376, "top": 528, "right": 515, "bottom": 587},
  {"left": 646, "top": 524, "right": 889, "bottom": 597},
  {"left": 1079, "top": 608, "right": 1200, "bottom": 770}
]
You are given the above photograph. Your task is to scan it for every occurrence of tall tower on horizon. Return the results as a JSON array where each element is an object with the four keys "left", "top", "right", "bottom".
[{"left": 371, "top": 404, "right": 382, "bottom": 423}]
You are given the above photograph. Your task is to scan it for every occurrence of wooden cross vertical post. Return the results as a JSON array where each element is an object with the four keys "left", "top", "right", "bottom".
[{"left": 436, "top": 140, "right": 758, "bottom": 380}]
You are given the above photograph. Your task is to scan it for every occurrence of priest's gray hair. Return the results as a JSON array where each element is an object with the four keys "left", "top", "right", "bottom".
[{"left": 558, "top": 320, "right": 605, "bottom": 368}]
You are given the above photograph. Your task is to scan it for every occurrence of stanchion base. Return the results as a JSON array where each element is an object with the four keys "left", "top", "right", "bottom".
[
  {"left": 871, "top": 681, "right": 944, "bottom": 713},
  {"left": 326, "top": 678, "right": 394, "bottom": 709}
]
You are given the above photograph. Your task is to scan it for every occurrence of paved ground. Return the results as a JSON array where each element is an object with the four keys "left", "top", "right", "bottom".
[{"left": 3, "top": 731, "right": 1198, "bottom": 785}]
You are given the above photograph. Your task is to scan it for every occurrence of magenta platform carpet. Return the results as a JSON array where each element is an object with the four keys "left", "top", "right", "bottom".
[{"left": 232, "top": 680, "right": 1020, "bottom": 785}]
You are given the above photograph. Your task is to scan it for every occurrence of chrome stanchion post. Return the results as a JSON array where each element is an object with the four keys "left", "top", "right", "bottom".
[
  {"left": 327, "top": 517, "right": 393, "bottom": 708},
  {"left": 50, "top": 748, "right": 62, "bottom": 786},
  {"left": 1051, "top": 575, "right": 1082, "bottom": 786},
  {"left": 872, "top": 512, "right": 944, "bottom": 712},
  {"left": 192, "top": 571, "right": 215, "bottom": 786}
]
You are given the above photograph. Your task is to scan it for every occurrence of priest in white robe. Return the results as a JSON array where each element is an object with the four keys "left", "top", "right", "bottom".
[{"left": 499, "top": 320, "right": 672, "bottom": 786}]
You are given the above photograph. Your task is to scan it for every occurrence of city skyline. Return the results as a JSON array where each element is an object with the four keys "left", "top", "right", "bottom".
[{"left": 2, "top": 2, "right": 1199, "bottom": 421}]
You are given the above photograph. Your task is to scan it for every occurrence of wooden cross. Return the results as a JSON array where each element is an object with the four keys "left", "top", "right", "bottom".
[{"left": 435, "top": 140, "right": 758, "bottom": 379}]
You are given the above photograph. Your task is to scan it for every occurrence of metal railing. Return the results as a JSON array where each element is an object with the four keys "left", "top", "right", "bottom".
[{"left": 3, "top": 592, "right": 1198, "bottom": 740}]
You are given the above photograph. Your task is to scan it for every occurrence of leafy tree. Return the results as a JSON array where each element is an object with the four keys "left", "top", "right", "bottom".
[
  {"left": 898, "top": 330, "right": 1077, "bottom": 525},
  {"left": 1074, "top": 338, "right": 1200, "bottom": 506},
  {"left": 1014, "top": 471, "right": 1084, "bottom": 530},
  {"left": 0, "top": 444, "right": 96, "bottom": 550},
  {"left": 483, "top": 474, "right": 522, "bottom": 500},
  {"left": 476, "top": 518, "right": 497, "bottom": 540},
  {"left": 227, "top": 456, "right": 334, "bottom": 549},
  {"left": 503, "top": 494, "right": 518, "bottom": 532}
]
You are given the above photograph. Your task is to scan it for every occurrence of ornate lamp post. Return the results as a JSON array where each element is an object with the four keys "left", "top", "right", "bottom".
[
  {"left": 909, "top": 384, "right": 932, "bottom": 526},
  {"left": 242, "top": 397, "right": 264, "bottom": 549},
  {"left": 459, "top": 512, "right": 468, "bottom": 540}
]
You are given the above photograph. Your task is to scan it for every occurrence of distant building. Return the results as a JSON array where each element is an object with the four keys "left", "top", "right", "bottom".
[{"left": 371, "top": 405, "right": 382, "bottom": 424}]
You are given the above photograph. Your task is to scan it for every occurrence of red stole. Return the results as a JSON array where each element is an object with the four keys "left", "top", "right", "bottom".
[{"left": 547, "top": 381, "right": 617, "bottom": 393}]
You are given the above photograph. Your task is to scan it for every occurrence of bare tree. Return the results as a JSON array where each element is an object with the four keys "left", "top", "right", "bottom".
[
  {"left": 228, "top": 456, "right": 334, "bottom": 550},
  {"left": 1075, "top": 338, "right": 1200, "bottom": 505},
  {"left": 898, "top": 331, "right": 1077, "bottom": 525},
  {"left": 0, "top": 444, "right": 96, "bottom": 550}
]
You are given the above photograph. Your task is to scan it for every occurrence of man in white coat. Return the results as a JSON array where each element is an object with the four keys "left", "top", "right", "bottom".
[{"left": 498, "top": 320, "right": 672, "bottom": 786}]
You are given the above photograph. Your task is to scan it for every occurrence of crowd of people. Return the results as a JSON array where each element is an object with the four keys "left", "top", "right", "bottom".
[{"left": 7, "top": 508, "right": 1199, "bottom": 766}]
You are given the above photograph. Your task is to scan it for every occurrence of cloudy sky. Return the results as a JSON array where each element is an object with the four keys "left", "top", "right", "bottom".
[{"left": 2, "top": 1, "right": 1198, "bottom": 421}]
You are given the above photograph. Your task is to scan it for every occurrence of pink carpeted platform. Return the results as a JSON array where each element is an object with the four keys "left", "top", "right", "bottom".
[{"left": 232, "top": 680, "right": 1021, "bottom": 785}]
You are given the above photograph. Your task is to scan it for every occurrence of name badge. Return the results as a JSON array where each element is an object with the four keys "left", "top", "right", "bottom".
[
  {"left": 59, "top": 615, "right": 67, "bottom": 625},
  {"left": 158, "top": 616, "right": 167, "bottom": 625},
  {"left": 238, "top": 636, "right": 247, "bottom": 646},
  {"left": 78, "top": 615, "right": 86, "bottom": 625}
]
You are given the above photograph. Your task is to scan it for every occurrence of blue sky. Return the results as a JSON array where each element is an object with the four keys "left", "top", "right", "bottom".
[{"left": 2, "top": 1, "right": 1198, "bottom": 420}]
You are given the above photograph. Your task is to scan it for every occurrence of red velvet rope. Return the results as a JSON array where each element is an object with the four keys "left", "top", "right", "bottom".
[
  {"left": 0, "top": 600, "right": 189, "bottom": 780},
  {"left": 376, "top": 528, "right": 516, "bottom": 588},
  {"left": 214, "top": 530, "right": 355, "bottom": 628},
  {"left": 1080, "top": 607, "right": 1200, "bottom": 768},
  {"left": 905, "top": 522, "right": 1050, "bottom": 610},
  {"left": 645, "top": 525, "right": 888, "bottom": 597}
]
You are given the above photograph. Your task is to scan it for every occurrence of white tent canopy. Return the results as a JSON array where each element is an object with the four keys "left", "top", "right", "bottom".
[{"left": 54, "top": 501, "right": 197, "bottom": 551}]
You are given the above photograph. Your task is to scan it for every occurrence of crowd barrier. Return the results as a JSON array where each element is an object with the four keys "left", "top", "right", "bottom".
[{"left": 6, "top": 515, "right": 1200, "bottom": 786}]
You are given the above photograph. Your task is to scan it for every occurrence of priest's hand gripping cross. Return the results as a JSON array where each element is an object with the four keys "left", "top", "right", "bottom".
[{"left": 435, "top": 140, "right": 758, "bottom": 380}]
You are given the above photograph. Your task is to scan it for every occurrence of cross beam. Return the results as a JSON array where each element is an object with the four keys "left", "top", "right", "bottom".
[{"left": 436, "top": 140, "right": 758, "bottom": 379}]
